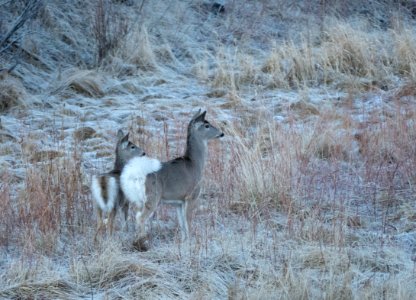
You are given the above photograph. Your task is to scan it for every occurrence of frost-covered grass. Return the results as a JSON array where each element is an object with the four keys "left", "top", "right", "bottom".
[
  {"left": 2, "top": 98, "right": 416, "bottom": 298},
  {"left": 1, "top": 0, "right": 416, "bottom": 299}
]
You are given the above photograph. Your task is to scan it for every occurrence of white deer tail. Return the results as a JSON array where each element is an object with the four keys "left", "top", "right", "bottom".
[
  {"left": 91, "top": 175, "right": 118, "bottom": 212},
  {"left": 120, "top": 156, "right": 161, "bottom": 207}
]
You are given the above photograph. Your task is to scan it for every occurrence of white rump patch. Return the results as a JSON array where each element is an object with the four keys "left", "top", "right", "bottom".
[
  {"left": 120, "top": 156, "right": 162, "bottom": 207},
  {"left": 91, "top": 175, "right": 118, "bottom": 212}
]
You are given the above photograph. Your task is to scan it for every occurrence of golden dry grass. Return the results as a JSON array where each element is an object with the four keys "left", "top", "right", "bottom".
[
  {"left": 1, "top": 101, "right": 416, "bottom": 298},
  {"left": 1, "top": 1, "right": 416, "bottom": 299}
]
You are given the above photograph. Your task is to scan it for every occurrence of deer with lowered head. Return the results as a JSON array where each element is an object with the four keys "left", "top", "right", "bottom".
[
  {"left": 121, "top": 110, "right": 224, "bottom": 243},
  {"left": 91, "top": 129, "right": 160, "bottom": 235}
]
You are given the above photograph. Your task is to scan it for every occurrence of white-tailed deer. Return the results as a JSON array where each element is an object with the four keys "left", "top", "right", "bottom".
[
  {"left": 91, "top": 130, "right": 146, "bottom": 235},
  {"left": 121, "top": 110, "right": 224, "bottom": 242}
]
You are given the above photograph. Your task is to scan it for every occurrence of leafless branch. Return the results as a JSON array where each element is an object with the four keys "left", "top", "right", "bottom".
[
  {"left": 92, "top": 0, "right": 129, "bottom": 64},
  {"left": 0, "top": 61, "right": 18, "bottom": 73},
  {"left": 0, "top": 0, "right": 44, "bottom": 51},
  {"left": 0, "top": 0, "right": 13, "bottom": 6}
]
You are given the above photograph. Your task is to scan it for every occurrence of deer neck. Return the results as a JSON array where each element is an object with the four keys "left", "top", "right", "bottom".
[
  {"left": 113, "top": 153, "right": 124, "bottom": 171},
  {"left": 184, "top": 134, "right": 207, "bottom": 173}
]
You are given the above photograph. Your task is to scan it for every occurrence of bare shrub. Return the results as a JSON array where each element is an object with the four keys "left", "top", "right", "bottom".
[{"left": 92, "top": 0, "right": 129, "bottom": 65}]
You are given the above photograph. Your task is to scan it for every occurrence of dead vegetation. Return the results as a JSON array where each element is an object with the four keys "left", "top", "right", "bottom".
[
  {"left": 0, "top": 72, "right": 27, "bottom": 112},
  {"left": 1, "top": 100, "right": 416, "bottom": 298},
  {"left": 1, "top": 0, "right": 416, "bottom": 299},
  {"left": 92, "top": 0, "right": 129, "bottom": 64}
]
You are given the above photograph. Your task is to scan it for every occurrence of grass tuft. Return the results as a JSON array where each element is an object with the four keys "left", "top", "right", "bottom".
[
  {"left": 118, "top": 25, "right": 157, "bottom": 71},
  {"left": 53, "top": 68, "right": 107, "bottom": 98},
  {"left": 0, "top": 74, "right": 28, "bottom": 112}
]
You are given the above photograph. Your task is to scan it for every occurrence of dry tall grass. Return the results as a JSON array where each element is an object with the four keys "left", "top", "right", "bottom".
[
  {"left": 0, "top": 149, "right": 92, "bottom": 253},
  {"left": 1, "top": 0, "right": 416, "bottom": 299},
  {"left": 1, "top": 100, "right": 416, "bottom": 298}
]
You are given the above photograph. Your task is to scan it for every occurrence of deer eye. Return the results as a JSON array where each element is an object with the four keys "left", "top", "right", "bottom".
[
  {"left": 130, "top": 145, "right": 135, "bottom": 149},
  {"left": 204, "top": 124, "right": 210, "bottom": 128}
]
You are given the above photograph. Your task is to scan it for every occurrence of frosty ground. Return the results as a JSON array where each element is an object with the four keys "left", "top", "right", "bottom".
[{"left": 1, "top": 1, "right": 416, "bottom": 299}]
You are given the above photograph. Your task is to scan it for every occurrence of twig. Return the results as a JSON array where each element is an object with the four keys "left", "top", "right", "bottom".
[
  {"left": 0, "top": 0, "right": 13, "bottom": 6},
  {"left": 0, "top": 61, "right": 18, "bottom": 74},
  {"left": 80, "top": 255, "right": 94, "bottom": 300},
  {"left": 0, "top": 0, "right": 44, "bottom": 50},
  {"left": 138, "top": 0, "right": 146, "bottom": 15},
  {"left": 130, "top": 0, "right": 147, "bottom": 26}
]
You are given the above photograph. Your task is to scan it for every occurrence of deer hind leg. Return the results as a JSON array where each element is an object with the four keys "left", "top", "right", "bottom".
[
  {"left": 135, "top": 196, "right": 159, "bottom": 240},
  {"left": 95, "top": 208, "right": 106, "bottom": 242},
  {"left": 135, "top": 207, "right": 152, "bottom": 239},
  {"left": 97, "top": 208, "right": 104, "bottom": 234},
  {"left": 121, "top": 200, "right": 129, "bottom": 232},
  {"left": 108, "top": 208, "right": 117, "bottom": 235}
]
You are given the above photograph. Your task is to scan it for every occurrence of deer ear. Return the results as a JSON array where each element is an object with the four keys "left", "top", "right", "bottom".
[
  {"left": 119, "top": 133, "right": 129, "bottom": 149},
  {"left": 117, "top": 129, "right": 124, "bottom": 140},
  {"left": 194, "top": 110, "right": 206, "bottom": 123},
  {"left": 191, "top": 109, "right": 201, "bottom": 121}
]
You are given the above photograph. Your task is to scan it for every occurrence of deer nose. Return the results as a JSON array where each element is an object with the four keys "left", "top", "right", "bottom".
[{"left": 142, "top": 152, "right": 146, "bottom": 156}]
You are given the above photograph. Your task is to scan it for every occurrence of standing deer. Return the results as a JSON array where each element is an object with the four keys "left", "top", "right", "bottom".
[
  {"left": 91, "top": 129, "right": 147, "bottom": 235},
  {"left": 121, "top": 110, "right": 224, "bottom": 243}
]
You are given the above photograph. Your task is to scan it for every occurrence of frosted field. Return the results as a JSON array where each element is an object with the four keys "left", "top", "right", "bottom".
[{"left": 1, "top": 1, "right": 416, "bottom": 299}]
